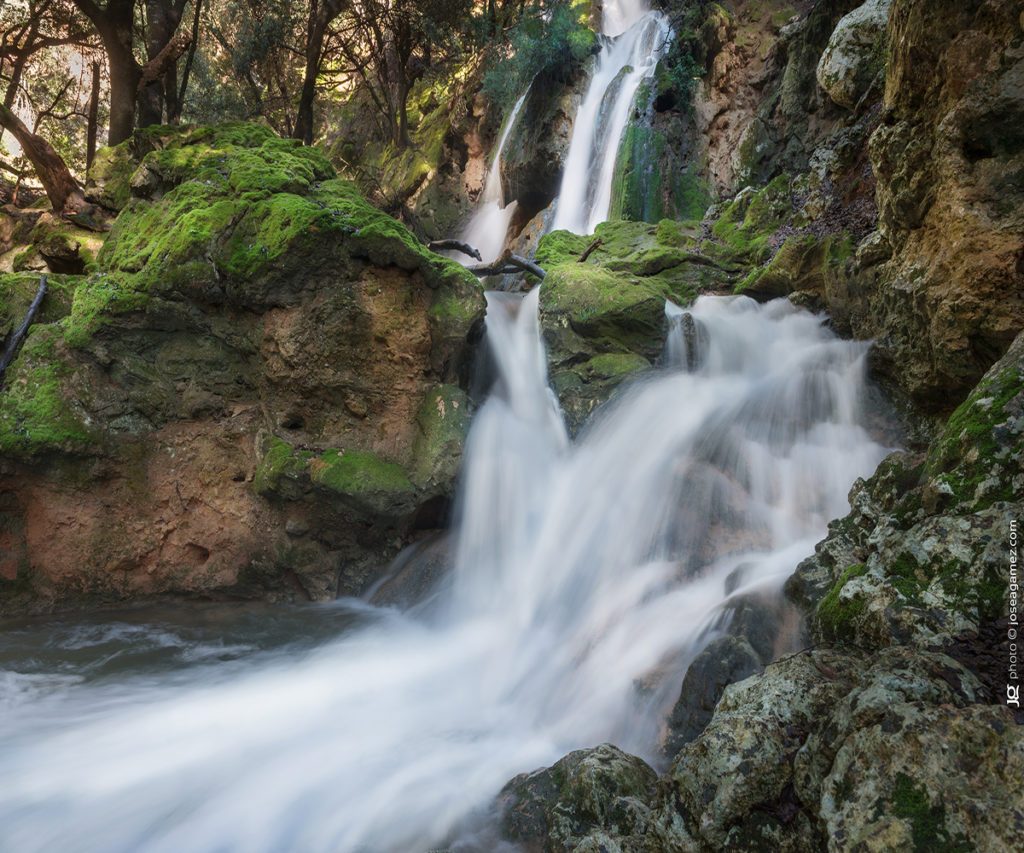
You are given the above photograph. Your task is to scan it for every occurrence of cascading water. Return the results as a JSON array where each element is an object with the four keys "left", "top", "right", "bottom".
[
  {"left": 455, "top": 92, "right": 529, "bottom": 265},
  {"left": 0, "top": 292, "right": 891, "bottom": 852},
  {"left": 551, "top": 0, "right": 671, "bottom": 234}
]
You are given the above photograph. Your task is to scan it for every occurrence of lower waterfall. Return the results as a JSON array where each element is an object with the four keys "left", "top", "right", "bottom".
[{"left": 0, "top": 292, "right": 890, "bottom": 852}]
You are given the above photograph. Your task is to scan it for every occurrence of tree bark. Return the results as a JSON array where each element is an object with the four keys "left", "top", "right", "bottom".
[
  {"left": 0, "top": 104, "right": 86, "bottom": 213},
  {"left": 0, "top": 276, "right": 47, "bottom": 386},
  {"left": 294, "top": 0, "right": 348, "bottom": 145},
  {"left": 86, "top": 61, "right": 101, "bottom": 173},
  {"left": 74, "top": 0, "right": 139, "bottom": 144},
  {"left": 173, "top": 0, "right": 204, "bottom": 121}
]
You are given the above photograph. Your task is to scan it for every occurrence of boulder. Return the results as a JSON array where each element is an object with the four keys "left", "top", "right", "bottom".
[
  {"left": 816, "top": 0, "right": 892, "bottom": 110},
  {"left": 0, "top": 123, "right": 484, "bottom": 613}
]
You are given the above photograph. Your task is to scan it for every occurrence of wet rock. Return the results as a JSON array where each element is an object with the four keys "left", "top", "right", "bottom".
[
  {"left": 498, "top": 744, "right": 659, "bottom": 852},
  {"left": 789, "top": 329, "right": 1024, "bottom": 652}
]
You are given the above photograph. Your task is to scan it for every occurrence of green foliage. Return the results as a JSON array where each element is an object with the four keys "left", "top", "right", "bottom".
[{"left": 483, "top": 1, "right": 597, "bottom": 107}]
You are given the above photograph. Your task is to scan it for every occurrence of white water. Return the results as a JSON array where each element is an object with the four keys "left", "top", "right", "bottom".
[
  {"left": 456, "top": 91, "right": 529, "bottom": 265},
  {"left": 0, "top": 292, "right": 890, "bottom": 852},
  {"left": 551, "top": 0, "right": 670, "bottom": 234}
]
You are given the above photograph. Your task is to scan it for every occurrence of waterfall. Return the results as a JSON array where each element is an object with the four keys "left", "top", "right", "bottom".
[
  {"left": 0, "top": 293, "right": 891, "bottom": 852},
  {"left": 551, "top": 0, "right": 670, "bottom": 234},
  {"left": 455, "top": 90, "right": 529, "bottom": 265}
]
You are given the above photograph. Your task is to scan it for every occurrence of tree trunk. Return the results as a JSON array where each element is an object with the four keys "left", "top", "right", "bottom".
[
  {"left": 173, "top": 0, "right": 204, "bottom": 122},
  {"left": 86, "top": 61, "right": 101, "bottom": 173},
  {"left": 107, "top": 47, "right": 139, "bottom": 145},
  {"left": 0, "top": 104, "right": 86, "bottom": 213},
  {"left": 74, "top": 0, "right": 140, "bottom": 145},
  {"left": 293, "top": 0, "right": 348, "bottom": 145},
  {"left": 139, "top": 0, "right": 182, "bottom": 127}
]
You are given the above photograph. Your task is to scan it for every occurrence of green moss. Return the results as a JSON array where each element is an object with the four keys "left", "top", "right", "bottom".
[
  {"left": 583, "top": 352, "right": 650, "bottom": 379},
  {"left": 0, "top": 325, "right": 89, "bottom": 457},
  {"left": 816, "top": 563, "right": 869, "bottom": 641},
  {"left": 888, "top": 552, "right": 926, "bottom": 604},
  {"left": 252, "top": 437, "right": 309, "bottom": 495},
  {"left": 0, "top": 273, "right": 78, "bottom": 336},
  {"left": 62, "top": 273, "right": 148, "bottom": 347},
  {"left": 310, "top": 448, "right": 413, "bottom": 496},
  {"left": 925, "top": 364, "right": 1022, "bottom": 510},
  {"left": 89, "top": 140, "right": 139, "bottom": 210},
  {"left": 96, "top": 124, "right": 476, "bottom": 307},
  {"left": 891, "top": 774, "right": 971, "bottom": 852},
  {"left": 412, "top": 384, "right": 471, "bottom": 488},
  {"left": 711, "top": 174, "right": 793, "bottom": 264}
]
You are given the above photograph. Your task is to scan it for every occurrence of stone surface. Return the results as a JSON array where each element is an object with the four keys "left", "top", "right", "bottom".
[
  {"left": 0, "top": 123, "right": 484, "bottom": 613},
  {"left": 816, "top": 0, "right": 891, "bottom": 110}
]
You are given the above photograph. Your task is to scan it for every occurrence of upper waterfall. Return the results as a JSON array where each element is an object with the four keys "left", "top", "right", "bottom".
[
  {"left": 551, "top": 1, "right": 670, "bottom": 234},
  {"left": 455, "top": 90, "right": 529, "bottom": 265}
]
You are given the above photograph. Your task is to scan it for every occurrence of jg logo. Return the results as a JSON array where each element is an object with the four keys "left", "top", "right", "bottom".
[{"left": 1008, "top": 685, "right": 1020, "bottom": 708}]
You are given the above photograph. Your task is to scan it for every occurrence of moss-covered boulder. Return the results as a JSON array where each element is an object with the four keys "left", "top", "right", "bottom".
[
  {"left": 0, "top": 122, "right": 485, "bottom": 613},
  {"left": 534, "top": 219, "right": 734, "bottom": 430}
]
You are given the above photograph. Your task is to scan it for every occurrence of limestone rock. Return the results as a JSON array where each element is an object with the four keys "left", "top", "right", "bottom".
[
  {"left": 816, "top": 0, "right": 892, "bottom": 110},
  {"left": 498, "top": 744, "right": 660, "bottom": 852},
  {"left": 0, "top": 123, "right": 484, "bottom": 613}
]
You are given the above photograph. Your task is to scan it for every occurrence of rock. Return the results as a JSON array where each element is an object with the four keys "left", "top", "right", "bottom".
[
  {"left": 498, "top": 744, "right": 659, "bottom": 852},
  {"left": 788, "top": 329, "right": 1024, "bottom": 651},
  {"left": 850, "top": 0, "right": 1024, "bottom": 409},
  {"left": 533, "top": 219, "right": 732, "bottom": 432},
  {"left": 816, "top": 0, "right": 892, "bottom": 110},
  {"left": 501, "top": 58, "right": 591, "bottom": 224},
  {"left": 0, "top": 123, "right": 485, "bottom": 613}
]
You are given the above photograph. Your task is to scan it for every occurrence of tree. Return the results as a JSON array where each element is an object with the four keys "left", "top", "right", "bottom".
[
  {"left": 71, "top": 0, "right": 136, "bottom": 144},
  {"left": 0, "top": 101, "right": 87, "bottom": 212},
  {"left": 332, "top": 0, "right": 470, "bottom": 148},
  {"left": 293, "top": 0, "right": 348, "bottom": 145}
]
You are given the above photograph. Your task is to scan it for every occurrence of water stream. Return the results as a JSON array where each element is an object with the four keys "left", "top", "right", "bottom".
[
  {"left": 456, "top": 91, "right": 529, "bottom": 265},
  {"left": 551, "top": 0, "right": 670, "bottom": 234},
  {"left": 0, "top": 4, "right": 894, "bottom": 850},
  {"left": 0, "top": 290, "right": 890, "bottom": 852}
]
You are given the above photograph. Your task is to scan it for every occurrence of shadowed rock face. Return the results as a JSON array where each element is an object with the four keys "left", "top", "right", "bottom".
[
  {"left": 0, "top": 124, "right": 485, "bottom": 613},
  {"left": 849, "top": 0, "right": 1024, "bottom": 409}
]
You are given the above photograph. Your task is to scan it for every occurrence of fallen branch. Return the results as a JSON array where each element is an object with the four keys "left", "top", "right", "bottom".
[
  {"left": 427, "top": 239, "right": 482, "bottom": 261},
  {"left": 578, "top": 237, "right": 602, "bottom": 263},
  {"left": 466, "top": 250, "right": 546, "bottom": 280},
  {"left": 0, "top": 274, "right": 47, "bottom": 385}
]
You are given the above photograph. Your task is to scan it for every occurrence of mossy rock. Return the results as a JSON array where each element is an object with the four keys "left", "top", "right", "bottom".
[
  {"left": 0, "top": 324, "right": 91, "bottom": 458},
  {"left": 925, "top": 334, "right": 1024, "bottom": 511},
  {"left": 737, "top": 232, "right": 853, "bottom": 297},
  {"left": 82, "top": 123, "right": 482, "bottom": 347},
  {"left": 254, "top": 436, "right": 417, "bottom": 519},
  {"left": 709, "top": 174, "right": 796, "bottom": 265},
  {"left": 815, "top": 563, "right": 870, "bottom": 642},
  {"left": 0, "top": 273, "right": 79, "bottom": 338},
  {"left": 411, "top": 384, "right": 471, "bottom": 490}
]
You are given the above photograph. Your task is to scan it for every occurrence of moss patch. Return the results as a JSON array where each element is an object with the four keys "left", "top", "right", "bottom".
[
  {"left": 891, "top": 774, "right": 971, "bottom": 852},
  {"left": 816, "top": 563, "right": 870, "bottom": 641},
  {"left": 0, "top": 325, "right": 89, "bottom": 457},
  {"left": 310, "top": 448, "right": 413, "bottom": 497}
]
